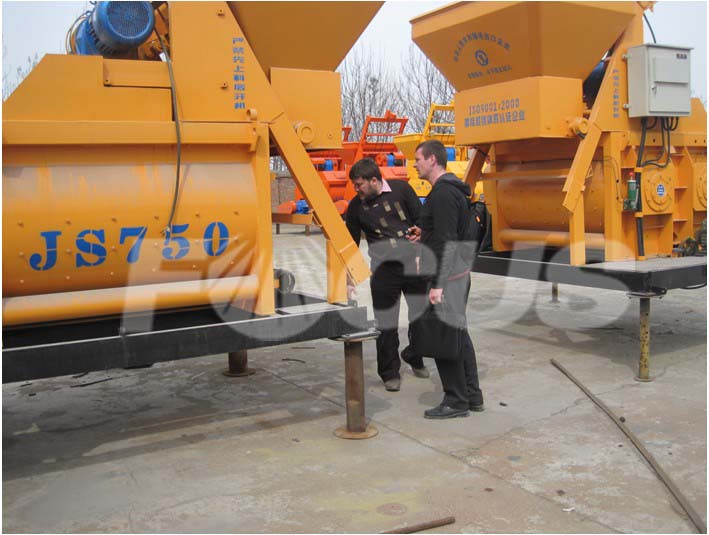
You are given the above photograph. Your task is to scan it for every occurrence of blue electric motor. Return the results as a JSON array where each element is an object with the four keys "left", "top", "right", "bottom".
[
  {"left": 295, "top": 200, "right": 311, "bottom": 215},
  {"left": 75, "top": 1, "right": 155, "bottom": 56}
]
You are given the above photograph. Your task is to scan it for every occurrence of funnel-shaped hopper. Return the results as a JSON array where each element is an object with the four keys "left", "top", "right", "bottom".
[
  {"left": 229, "top": 2, "right": 382, "bottom": 74},
  {"left": 412, "top": 1, "right": 637, "bottom": 91}
]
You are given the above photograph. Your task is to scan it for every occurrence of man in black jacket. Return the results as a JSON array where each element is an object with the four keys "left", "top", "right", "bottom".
[
  {"left": 408, "top": 139, "right": 484, "bottom": 419},
  {"left": 345, "top": 158, "right": 429, "bottom": 392}
]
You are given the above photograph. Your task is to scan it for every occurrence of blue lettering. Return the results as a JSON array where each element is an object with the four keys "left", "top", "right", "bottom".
[
  {"left": 120, "top": 226, "right": 148, "bottom": 263},
  {"left": 29, "top": 230, "right": 61, "bottom": 271},
  {"left": 162, "top": 223, "right": 190, "bottom": 260},
  {"left": 76, "top": 229, "right": 107, "bottom": 268},
  {"left": 203, "top": 222, "right": 229, "bottom": 256}
]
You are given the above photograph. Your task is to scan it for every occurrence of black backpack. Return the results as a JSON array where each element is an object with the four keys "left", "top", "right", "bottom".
[{"left": 458, "top": 200, "right": 491, "bottom": 266}]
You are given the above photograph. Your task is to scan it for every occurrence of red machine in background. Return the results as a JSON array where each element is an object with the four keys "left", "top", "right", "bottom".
[{"left": 277, "top": 110, "right": 409, "bottom": 218}]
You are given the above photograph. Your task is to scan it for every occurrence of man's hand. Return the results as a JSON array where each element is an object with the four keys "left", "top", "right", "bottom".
[
  {"left": 406, "top": 225, "right": 421, "bottom": 243},
  {"left": 429, "top": 287, "right": 443, "bottom": 305},
  {"left": 347, "top": 284, "right": 357, "bottom": 302}
]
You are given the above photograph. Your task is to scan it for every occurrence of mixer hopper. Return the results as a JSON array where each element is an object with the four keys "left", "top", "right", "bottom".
[{"left": 412, "top": 1, "right": 636, "bottom": 91}]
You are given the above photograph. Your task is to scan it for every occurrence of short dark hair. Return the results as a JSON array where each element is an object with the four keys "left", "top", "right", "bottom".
[
  {"left": 416, "top": 139, "right": 447, "bottom": 168},
  {"left": 349, "top": 158, "right": 382, "bottom": 181}
]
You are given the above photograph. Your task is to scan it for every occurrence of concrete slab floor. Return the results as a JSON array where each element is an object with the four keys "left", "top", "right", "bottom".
[{"left": 3, "top": 228, "right": 707, "bottom": 533}]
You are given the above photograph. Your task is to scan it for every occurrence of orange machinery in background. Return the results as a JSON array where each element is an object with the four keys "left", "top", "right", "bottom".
[
  {"left": 276, "top": 110, "right": 409, "bottom": 218},
  {"left": 394, "top": 101, "right": 484, "bottom": 200}
]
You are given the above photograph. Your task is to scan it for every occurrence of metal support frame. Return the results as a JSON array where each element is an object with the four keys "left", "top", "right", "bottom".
[
  {"left": 332, "top": 331, "right": 379, "bottom": 440},
  {"left": 627, "top": 291, "right": 666, "bottom": 382},
  {"left": 473, "top": 249, "right": 706, "bottom": 379},
  {"left": 473, "top": 249, "right": 706, "bottom": 294},
  {"left": 223, "top": 350, "right": 256, "bottom": 377},
  {"left": 3, "top": 292, "right": 376, "bottom": 438},
  {"left": 551, "top": 283, "right": 560, "bottom": 303},
  {"left": 2, "top": 292, "right": 369, "bottom": 384}
]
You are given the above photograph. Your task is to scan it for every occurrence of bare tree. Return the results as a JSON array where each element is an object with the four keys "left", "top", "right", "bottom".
[
  {"left": 338, "top": 46, "right": 402, "bottom": 140},
  {"left": 397, "top": 44, "right": 454, "bottom": 133},
  {"left": 3, "top": 40, "right": 39, "bottom": 101}
]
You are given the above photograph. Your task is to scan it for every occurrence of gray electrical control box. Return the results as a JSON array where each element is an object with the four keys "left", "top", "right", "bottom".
[{"left": 626, "top": 44, "right": 692, "bottom": 117}]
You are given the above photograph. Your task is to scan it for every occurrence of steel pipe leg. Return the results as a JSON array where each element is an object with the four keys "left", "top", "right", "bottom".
[
  {"left": 334, "top": 339, "right": 378, "bottom": 439},
  {"left": 635, "top": 297, "right": 653, "bottom": 382},
  {"left": 551, "top": 283, "right": 560, "bottom": 303},
  {"left": 222, "top": 350, "right": 256, "bottom": 377}
]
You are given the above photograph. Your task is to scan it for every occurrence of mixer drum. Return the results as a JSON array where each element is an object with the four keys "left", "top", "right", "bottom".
[{"left": 3, "top": 156, "right": 259, "bottom": 298}]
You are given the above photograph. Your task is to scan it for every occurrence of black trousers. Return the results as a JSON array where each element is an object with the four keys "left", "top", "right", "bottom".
[
  {"left": 433, "top": 274, "right": 483, "bottom": 409},
  {"left": 370, "top": 261, "right": 428, "bottom": 382}
]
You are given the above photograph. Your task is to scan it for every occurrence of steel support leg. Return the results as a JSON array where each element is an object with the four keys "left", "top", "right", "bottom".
[
  {"left": 627, "top": 291, "right": 665, "bottom": 382},
  {"left": 222, "top": 350, "right": 256, "bottom": 377},
  {"left": 551, "top": 283, "right": 560, "bottom": 303},
  {"left": 636, "top": 297, "right": 652, "bottom": 382},
  {"left": 333, "top": 332, "right": 378, "bottom": 439}
]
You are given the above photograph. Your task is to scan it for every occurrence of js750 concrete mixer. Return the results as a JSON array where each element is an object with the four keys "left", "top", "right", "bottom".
[
  {"left": 3, "top": 1, "right": 382, "bottom": 438},
  {"left": 410, "top": 1, "right": 706, "bottom": 379}
]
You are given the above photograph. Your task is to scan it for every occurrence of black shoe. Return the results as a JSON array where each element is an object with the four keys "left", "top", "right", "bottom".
[
  {"left": 469, "top": 402, "right": 485, "bottom": 412},
  {"left": 424, "top": 404, "right": 470, "bottom": 419}
]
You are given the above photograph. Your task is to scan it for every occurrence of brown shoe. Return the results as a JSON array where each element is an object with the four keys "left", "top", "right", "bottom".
[
  {"left": 411, "top": 365, "right": 430, "bottom": 379},
  {"left": 384, "top": 378, "right": 401, "bottom": 392}
]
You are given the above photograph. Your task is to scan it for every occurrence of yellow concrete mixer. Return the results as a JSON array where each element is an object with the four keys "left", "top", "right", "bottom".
[
  {"left": 410, "top": 1, "right": 707, "bottom": 381},
  {"left": 3, "top": 2, "right": 382, "bottom": 438},
  {"left": 3, "top": 1, "right": 378, "bottom": 326},
  {"left": 411, "top": 1, "right": 706, "bottom": 266}
]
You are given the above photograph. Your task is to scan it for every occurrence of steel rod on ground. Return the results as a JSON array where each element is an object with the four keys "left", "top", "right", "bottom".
[
  {"left": 551, "top": 358, "right": 706, "bottom": 534},
  {"left": 382, "top": 516, "right": 456, "bottom": 534}
]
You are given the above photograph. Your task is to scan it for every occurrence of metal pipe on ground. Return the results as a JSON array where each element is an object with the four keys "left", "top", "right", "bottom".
[
  {"left": 382, "top": 516, "right": 456, "bottom": 534},
  {"left": 551, "top": 358, "right": 706, "bottom": 534}
]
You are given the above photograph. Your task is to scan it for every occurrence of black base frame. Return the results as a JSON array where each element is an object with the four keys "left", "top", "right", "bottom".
[
  {"left": 2, "top": 292, "right": 369, "bottom": 384},
  {"left": 472, "top": 248, "right": 707, "bottom": 294}
]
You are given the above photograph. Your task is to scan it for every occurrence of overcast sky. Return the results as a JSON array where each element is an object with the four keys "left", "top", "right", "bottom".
[{"left": 2, "top": 1, "right": 707, "bottom": 100}]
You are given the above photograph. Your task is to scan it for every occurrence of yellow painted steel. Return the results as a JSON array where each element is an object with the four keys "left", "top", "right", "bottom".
[
  {"left": 3, "top": 156, "right": 261, "bottom": 297},
  {"left": 227, "top": 2, "right": 382, "bottom": 75},
  {"left": 412, "top": 1, "right": 707, "bottom": 265},
  {"left": 454, "top": 77, "right": 585, "bottom": 145},
  {"left": 271, "top": 68, "right": 343, "bottom": 150},
  {"left": 498, "top": 229, "right": 605, "bottom": 250},
  {"left": 412, "top": 2, "right": 636, "bottom": 92},
  {"left": 2, "top": 1, "right": 378, "bottom": 326},
  {"left": 3, "top": 55, "right": 172, "bottom": 121},
  {"left": 3, "top": 276, "right": 260, "bottom": 327},
  {"left": 327, "top": 239, "right": 348, "bottom": 304}
]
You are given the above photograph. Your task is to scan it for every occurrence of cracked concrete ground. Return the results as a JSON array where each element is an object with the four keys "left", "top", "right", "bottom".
[{"left": 3, "top": 227, "right": 706, "bottom": 533}]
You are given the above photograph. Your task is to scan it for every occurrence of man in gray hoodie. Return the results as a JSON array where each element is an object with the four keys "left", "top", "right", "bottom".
[{"left": 408, "top": 139, "right": 484, "bottom": 419}]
